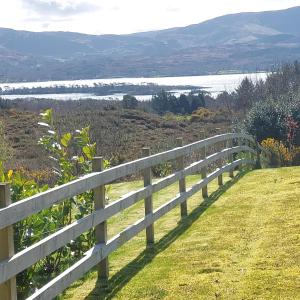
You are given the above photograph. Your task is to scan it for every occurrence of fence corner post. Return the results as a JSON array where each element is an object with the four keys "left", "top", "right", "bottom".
[
  {"left": 142, "top": 148, "right": 154, "bottom": 245},
  {"left": 0, "top": 183, "right": 17, "bottom": 300},
  {"left": 92, "top": 157, "right": 109, "bottom": 281},
  {"left": 176, "top": 138, "right": 188, "bottom": 217}
]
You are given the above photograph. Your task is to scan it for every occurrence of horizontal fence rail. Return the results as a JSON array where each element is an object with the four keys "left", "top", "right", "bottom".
[
  {"left": 0, "top": 133, "right": 255, "bottom": 230},
  {"left": 0, "top": 133, "right": 261, "bottom": 300}
]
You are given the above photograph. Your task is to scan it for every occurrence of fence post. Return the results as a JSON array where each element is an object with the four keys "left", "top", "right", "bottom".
[
  {"left": 228, "top": 139, "right": 234, "bottom": 178},
  {"left": 176, "top": 138, "right": 188, "bottom": 217},
  {"left": 92, "top": 157, "right": 109, "bottom": 281},
  {"left": 200, "top": 132, "right": 208, "bottom": 199},
  {"left": 201, "top": 150, "right": 208, "bottom": 199},
  {"left": 238, "top": 137, "right": 243, "bottom": 171},
  {"left": 218, "top": 141, "right": 224, "bottom": 186},
  {"left": 0, "top": 183, "right": 17, "bottom": 300},
  {"left": 142, "top": 148, "right": 154, "bottom": 245}
]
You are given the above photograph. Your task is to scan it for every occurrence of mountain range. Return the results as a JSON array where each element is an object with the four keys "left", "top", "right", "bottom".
[{"left": 1, "top": 6, "right": 300, "bottom": 82}]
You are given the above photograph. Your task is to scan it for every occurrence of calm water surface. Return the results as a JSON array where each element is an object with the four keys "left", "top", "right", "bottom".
[{"left": 0, "top": 72, "right": 268, "bottom": 100}]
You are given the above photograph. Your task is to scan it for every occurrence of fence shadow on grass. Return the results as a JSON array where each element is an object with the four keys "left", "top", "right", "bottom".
[{"left": 86, "top": 170, "right": 249, "bottom": 300}]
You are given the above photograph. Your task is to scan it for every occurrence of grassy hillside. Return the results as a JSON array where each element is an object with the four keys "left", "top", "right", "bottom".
[
  {"left": 63, "top": 167, "right": 300, "bottom": 299},
  {"left": 1, "top": 106, "right": 230, "bottom": 172}
]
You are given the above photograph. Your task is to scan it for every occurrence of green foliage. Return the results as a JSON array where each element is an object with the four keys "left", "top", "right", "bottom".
[
  {"left": 0, "top": 163, "right": 51, "bottom": 298},
  {"left": 122, "top": 94, "right": 139, "bottom": 109},
  {"left": 190, "top": 108, "right": 229, "bottom": 123},
  {"left": 152, "top": 162, "right": 173, "bottom": 178},
  {"left": 244, "top": 98, "right": 300, "bottom": 145},
  {"left": 163, "top": 112, "right": 190, "bottom": 122},
  {"left": 0, "top": 108, "right": 110, "bottom": 298},
  {"left": 216, "top": 61, "right": 300, "bottom": 113},
  {"left": 235, "top": 77, "right": 256, "bottom": 112},
  {"left": 151, "top": 90, "right": 205, "bottom": 115},
  {"left": 38, "top": 108, "right": 100, "bottom": 181},
  {"left": 0, "top": 98, "right": 11, "bottom": 109}
]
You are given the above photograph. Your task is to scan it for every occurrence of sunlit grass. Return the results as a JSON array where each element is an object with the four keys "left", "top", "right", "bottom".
[{"left": 63, "top": 167, "right": 300, "bottom": 299}]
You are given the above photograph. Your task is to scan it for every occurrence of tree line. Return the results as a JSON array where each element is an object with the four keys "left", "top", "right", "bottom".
[
  {"left": 122, "top": 90, "right": 206, "bottom": 114},
  {"left": 217, "top": 61, "right": 300, "bottom": 113}
]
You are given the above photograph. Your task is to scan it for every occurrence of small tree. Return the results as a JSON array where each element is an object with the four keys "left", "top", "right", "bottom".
[
  {"left": 122, "top": 94, "right": 139, "bottom": 109},
  {"left": 235, "top": 77, "right": 256, "bottom": 113},
  {"left": 178, "top": 94, "right": 190, "bottom": 114},
  {"left": 189, "top": 92, "right": 206, "bottom": 113},
  {"left": 151, "top": 90, "right": 171, "bottom": 114}
]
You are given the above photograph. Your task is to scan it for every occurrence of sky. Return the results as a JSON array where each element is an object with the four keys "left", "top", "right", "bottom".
[{"left": 0, "top": 0, "right": 300, "bottom": 35}]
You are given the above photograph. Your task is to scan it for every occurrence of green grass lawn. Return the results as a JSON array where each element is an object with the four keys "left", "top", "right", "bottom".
[{"left": 63, "top": 167, "right": 300, "bottom": 300}]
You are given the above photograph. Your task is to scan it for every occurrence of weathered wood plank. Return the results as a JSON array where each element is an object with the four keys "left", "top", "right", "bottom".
[
  {"left": 27, "top": 158, "right": 255, "bottom": 300},
  {"left": 0, "top": 133, "right": 254, "bottom": 230}
]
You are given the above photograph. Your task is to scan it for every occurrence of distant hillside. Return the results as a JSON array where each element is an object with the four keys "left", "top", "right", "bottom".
[{"left": 1, "top": 6, "right": 300, "bottom": 81}]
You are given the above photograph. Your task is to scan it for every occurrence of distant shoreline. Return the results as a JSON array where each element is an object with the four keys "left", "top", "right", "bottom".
[
  {"left": 0, "top": 72, "right": 268, "bottom": 101},
  {"left": 0, "top": 71, "right": 267, "bottom": 86}
]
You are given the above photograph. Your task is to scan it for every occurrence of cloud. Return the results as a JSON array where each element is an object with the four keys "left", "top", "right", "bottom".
[
  {"left": 166, "top": 7, "right": 180, "bottom": 13},
  {"left": 2, "top": 0, "right": 300, "bottom": 35},
  {"left": 21, "top": 0, "right": 99, "bottom": 17}
]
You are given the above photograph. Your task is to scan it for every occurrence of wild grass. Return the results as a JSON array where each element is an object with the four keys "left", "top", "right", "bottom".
[{"left": 63, "top": 166, "right": 300, "bottom": 299}]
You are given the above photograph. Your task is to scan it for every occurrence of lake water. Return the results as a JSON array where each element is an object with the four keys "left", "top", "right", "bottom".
[{"left": 0, "top": 72, "right": 268, "bottom": 100}]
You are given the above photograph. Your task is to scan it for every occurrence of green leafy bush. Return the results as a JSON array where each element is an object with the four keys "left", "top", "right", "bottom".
[
  {"left": 1, "top": 109, "right": 110, "bottom": 298},
  {"left": 122, "top": 94, "right": 139, "bottom": 109},
  {"left": 152, "top": 161, "right": 173, "bottom": 178},
  {"left": 151, "top": 90, "right": 205, "bottom": 115},
  {"left": 244, "top": 98, "right": 300, "bottom": 145},
  {"left": 191, "top": 108, "right": 229, "bottom": 123}
]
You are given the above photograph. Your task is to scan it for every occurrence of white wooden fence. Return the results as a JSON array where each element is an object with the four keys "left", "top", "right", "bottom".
[{"left": 0, "top": 133, "right": 262, "bottom": 300}]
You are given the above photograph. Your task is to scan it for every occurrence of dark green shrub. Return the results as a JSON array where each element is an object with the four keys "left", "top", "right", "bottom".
[
  {"left": 243, "top": 97, "right": 300, "bottom": 145},
  {"left": 0, "top": 98, "right": 11, "bottom": 109},
  {"left": 122, "top": 94, "right": 139, "bottom": 109},
  {"left": 151, "top": 90, "right": 205, "bottom": 115}
]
